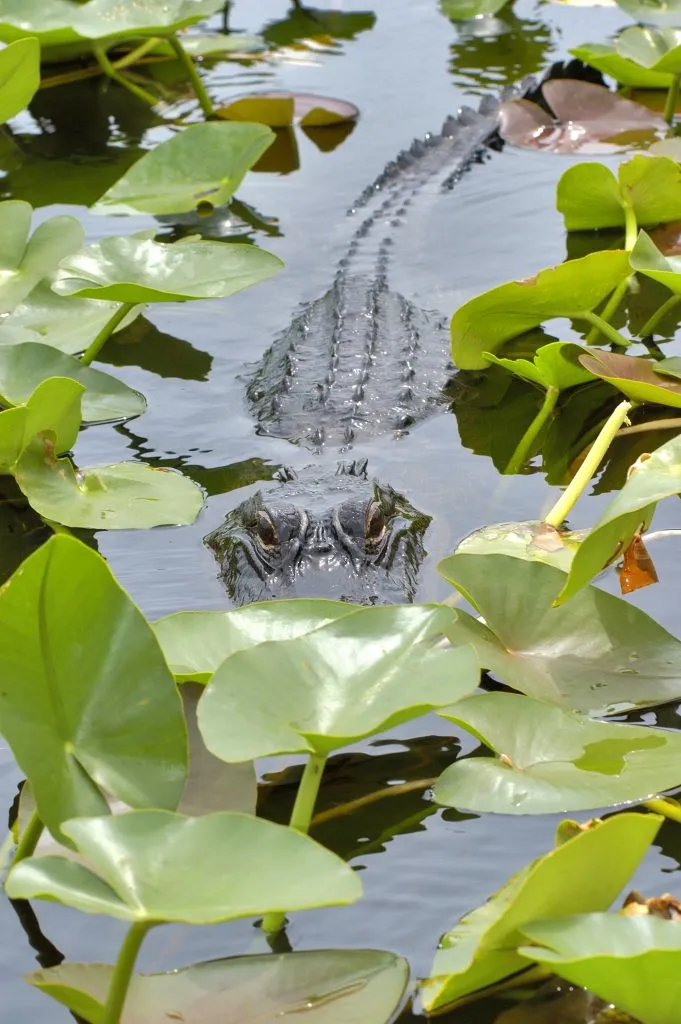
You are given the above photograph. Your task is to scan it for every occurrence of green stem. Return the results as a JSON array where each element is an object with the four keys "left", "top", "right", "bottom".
[
  {"left": 664, "top": 73, "right": 681, "bottom": 125},
  {"left": 623, "top": 202, "right": 638, "bottom": 252},
  {"left": 643, "top": 798, "right": 681, "bottom": 824},
  {"left": 261, "top": 751, "right": 327, "bottom": 934},
  {"left": 80, "top": 302, "right": 136, "bottom": 366},
  {"left": 543, "top": 399, "right": 633, "bottom": 528},
  {"left": 639, "top": 294, "right": 681, "bottom": 338},
  {"left": 586, "top": 277, "right": 631, "bottom": 346},
  {"left": 311, "top": 777, "right": 437, "bottom": 827},
  {"left": 505, "top": 386, "right": 559, "bottom": 475},
  {"left": 113, "top": 37, "right": 161, "bottom": 71},
  {"left": 10, "top": 809, "right": 44, "bottom": 868},
  {"left": 583, "top": 311, "right": 631, "bottom": 349},
  {"left": 165, "top": 33, "right": 215, "bottom": 118},
  {"left": 93, "top": 45, "right": 159, "bottom": 107},
  {"left": 101, "top": 921, "right": 151, "bottom": 1024}
]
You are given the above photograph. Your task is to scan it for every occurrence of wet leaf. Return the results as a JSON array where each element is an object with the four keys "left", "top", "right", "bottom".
[
  {"left": 451, "top": 250, "right": 631, "bottom": 370},
  {"left": 630, "top": 228, "right": 681, "bottom": 294},
  {"left": 6, "top": 809, "right": 361, "bottom": 922},
  {"left": 153, "top": 600, "right": 359, "bottom": 683},
  {"left": 0, "top": 376, "right": 83, "bottom": 472},
  {"left": 0, "top": 38, "right": 39, "bottom": 124},
  {"left": 421, "top": 813, "right": 661, "bottom": 1013},
  {"left": 456, "top": 520, "right": 586, "bottom": 573},
  {"left": 52, "top": 235, "right": 283, "bottom": 304},
  {"left": 519, "top": 914, "right": 681, "bottom": 1024},
  {"left": 557, "top": 155, "right": 681, "bottom": 232},
  {"left": 570, "top": 44, "right": 673, "bottom": 88},
  {"left": 435, "top": 691, "right": 681, "bottom": 814},
  {"left": 579, "top": 349, "right": 681, "bottom": 408},
  {"left": 15, "top": 445, "right": 205, "bottom": 529},
  {"left": 0, "top": 536, "right": 187, "bottom": 841},
  {"left": 438, "top": 553, "right": 681, "bottom": 715},
  {"left": 217, "top": 92, "right": 359, "bottom": 128},
  {"left": 198, "top": 606, "right": 479, "bottom": 761},
  {"left": 26, "top": 949, "right": 408, "bottom": 1024},
  {"left": 0, "top": 201, "right": 83, "bottom": 314},
  {"left": 618, "top": 26, "right": 681, "bottom": 73},
  {"left": 484, "top": 342, "right": 594, "bottom": 391},
  {"left": 92, "top": 123, "right": 275, "bottom": 217}
]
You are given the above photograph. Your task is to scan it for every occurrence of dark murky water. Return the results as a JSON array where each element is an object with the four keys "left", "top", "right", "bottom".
[{"left": 2, "top": 0, "right": 681, "bottom": 1019}]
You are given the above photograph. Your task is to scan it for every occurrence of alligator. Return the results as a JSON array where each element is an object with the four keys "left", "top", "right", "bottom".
[{"left": 205, "top": 67, "right": 585, "bottom": 605}]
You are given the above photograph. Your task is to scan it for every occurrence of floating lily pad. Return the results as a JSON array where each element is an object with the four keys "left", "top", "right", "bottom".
[
  {"left": 15, "top": 444, "right": 205, "bottom": 529},
  {"left": 73, "top": 0, "right": 225, "bottom": 38},
  {"left": 579, "top": 350, "right": 681, "bottom": 408},
  {"left": 0, "top": 38, "right": 39, "bottom": 124},
  {"left": 485, "top": 342, "right": 594, "bottom": 391},
  {"left": 0, "top": 201, "right": 83, "bottom": 314},
  {"left": 617, "top": 0, "right": 681, "bottom": 26},
  {"left": 557, "top": 155, "right": 681, "bottom": 232},
  {"left": 0, "top": 1, "right": 83, "bottom": 64},
  {"left": 421, "top": 813, "right": 661, "bottom": 1013},
  {"left": 499, "top": 80, "right": 664, "bottom": 153},
  {"left": 217, "top": 92, "right": 359, "bottom": 128},
  {"left": 438, "top": 553, "right": 681, "bottom": 715},
  {"left": 153, "top": 600, "right": 359, "bottom": 683},
  {"left": 25, "top": 950, "right": 409, "bottom": 1024},
  {"left": 198, "top": 606, "right": 479, "bottom": 761},
  {"left": 618, "top": 26, "right": 681, "bottom": 74},
  {"left": 92, "top": 122, "right": 275, "bottom": 217},
  {"left": 0, "top": 536, "right": 187, "bottom": 841},
  {"left": 6, "top": 809, "right": 361, "bottom": 922},
  {"left": 450, "top": 250, "right": 630, "bottom": 370},
  {"left": 435, "top": 691, "right": 681, "bottom": 814},
  {"left": 440, "top": 0, "right": 509, "bottom": 18},
  {"left": 52, "top": 235, "right": 283, "bottom": 304},
  {"left": 570, "top": 44, "right": 674, "bottom": 88},
  {"left": 0, "top": 376, "right": 83, "bottom": 472},
  {"left": 630, "top": 229, "right": 681, "bottom": 294},
  {"left": 456, "top": 520, "right": 586, "bottom": 573}
]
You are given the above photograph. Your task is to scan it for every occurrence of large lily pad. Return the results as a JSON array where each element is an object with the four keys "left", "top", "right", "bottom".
[
  {"left": 0, "top": 2, "right": 86, "bottom": 63},
  {"left": 630, "top": 229, "right": 681, "bottom": 294},
  {"left": 0, "top": 201, "right": 83, "bottom": 314},
  {"left": 0, "top": 536, "right": 187, "bottom": 841},
  {"left": 26, "top": 949, "right": 408, "bottom": 1024},
  {"left": 198, "top": 606, "right": 479, "bottom": 761},
  {"left": 434, "top": 691, "right": 681, "bottom": 814},
  {"left": 450, "top": 250, "right": 631, "bottom": 370},
  {"left": 438, "top": 553, "right": 681, "bottom": 715},
  {"left": 153, "top": 600, "right": 359, "bottom": 683},
  {"left": 421, "top": 812, "right": 661, "bottom": 1013},
  {"left": 6, "top": 809, "right": 361, "bottom": 922},
  {"left": 557, "top": 155, "right": 681, "bottom": 232},
  {"left": 617, "top": 0, "right": 681, "bottom": 26},
  {"left": 0, "top": 376, "right": 83, "bottom": 472},
  {"left": 570, "top": 44, "right": 673, "bottom": 88},
  {"left": 618, "top": 26, "right": 681, "bottom": 74},
  {"left": 92, "top": 122, "right": 275, "bottom": 217},
  {"left": 217, "top": 92, "right": 359, "bottom": 128},
  {"left": 0, "top": 38, "right": 39, "bottom": 124},
  {"left": 72, "top": 0, "right": 225, "bottom": 39},
  {"left": 52, "top": 235, "right": 284, "bottom": 304},
  {"left": 456, "top": 520, "right": 587, "bottom": 573},
  {"left": 440, "top": 0, "right": 509, "bottom": 19}
]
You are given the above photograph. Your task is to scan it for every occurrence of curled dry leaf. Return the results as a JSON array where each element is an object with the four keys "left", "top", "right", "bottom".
[
  {"left": 618, "top": 533, "right": 658, "bottom": 595},
  {"left": 499, "top": 79, "right": 665, "bottom": 153},
  {"left": 217, "top": 92, "right": 359, "bottom": 128},
  {"left": 622, "top": 890, "right": 681, "bottom": 920}
]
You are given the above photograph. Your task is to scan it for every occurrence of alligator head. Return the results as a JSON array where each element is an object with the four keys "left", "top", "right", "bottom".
[{"left": 204, "top": 469, "right": 431, "bottom": 606}]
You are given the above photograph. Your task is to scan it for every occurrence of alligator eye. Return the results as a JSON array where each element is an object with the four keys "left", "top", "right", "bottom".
[
  {"left": 255, "top": 510, "right": 279, "bottom": 548},
  {"left": 365, "top": 501, "right": 386, "bottom": 541}
]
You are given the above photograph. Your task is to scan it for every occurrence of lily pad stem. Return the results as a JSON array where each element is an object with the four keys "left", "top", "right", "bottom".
[
  {"left": 639, "top": 294, "right": 681, "bottom": 339},
  {"left": 586, "top": 276, "right": 633, "bottom": 346},
  {"left": 543, "top": 399, "right": 633, "bottom": 528},
  {"left": 114, "top": 37, "right": 162, "bottom": 71},
  {"left": 10, "top": 809, "right": 43, "bottom": 868},
  {"left": 642, "top": 797, "right": 681, "bottom": 823},
  {"left": 261, "top": 751, "right": 327, "bottom": 934},
  {"left": 80, "top": 302, "right": 137, "bottom": 366},
  {"left": 623, "top": 202, "right": 638, "bottom": 252},
  {"left": 93, "top": 45, "right": 159, "bottom": 108},
  {"left": 664, "top": 74, "right": 681, "bottom": 125},
  {"left": 505, "top": 386, "right": 559, "bottom": 475},
  {"left": 101, "top": 921, "right": 152, "bottom": 1024},
  {"left": 582, "top": 311, "right": 630, "bottom": 349},
  {"left": 165, "top": 34, "right": 215, "bottom": 118}
]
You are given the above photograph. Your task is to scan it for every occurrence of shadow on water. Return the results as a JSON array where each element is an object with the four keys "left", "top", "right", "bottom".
[{"left": 445, "top": 9, "right": 554, "bottom": 94}]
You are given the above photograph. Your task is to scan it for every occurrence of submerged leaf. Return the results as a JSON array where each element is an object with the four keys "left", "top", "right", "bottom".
[{"left": 217, "top": 92, "right": 359, "bottom": 127}]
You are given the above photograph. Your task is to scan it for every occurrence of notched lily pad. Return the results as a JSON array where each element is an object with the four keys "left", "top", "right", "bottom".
[
  {"left": 499, "top": 80, "right": 664, "bottom": 153},
  {"left": 217, "top": 92, "right": 359, "bottom": 128}
]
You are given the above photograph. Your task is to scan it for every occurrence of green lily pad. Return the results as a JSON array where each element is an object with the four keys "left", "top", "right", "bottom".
[
  {"left": 6, "top": 808, "right": 361, "bottom": 922},
  {"left": 92, "top": 122, "right": 275, "bottom": 217},
  {"left": 438, "top": 553, "right": 681, "bottom": 715},
  {"left": 15, "top": 443, "right": 205, "bottom": 529},
  {"left": 52, "top": 235, "right": 284, "bottom": 304},
  {"left": 0, "top": 342, "right": 145, "bottom": 422},
  {"left": 73, "top": 0, "right": 225, "bottom": 39},
  {"left": 579, "top": 349, "right": 681, "bottom": 408},
  {"left": 484, "top": 342, "right": 594, "bottom": 392},
  {"left": 0, "top": 376, "right": 83, "bottom": 472},
  {"left": 0, "top": 536, "right": 187, "bottom": 841},
  {"left": 0, "top": 38, "right": 39, "bottom": 124},
  {"left": 519, "top": 914, "right": 681, "bottom": 1024},
  {"left": 0, "top": 1, "right": 85, "bottom": 64},
  {"left": 198, "top": 606, "right": 479, "bottom": 761},
  {"left": 456, "top": 521, "right": 587, "bottom": 573},
  {"left": 617, "top": 0, "right": 681, "bottom": 26},
  {"left": 217, "top": 92, "right": 359, "bottom": 128},
  {"left": 570, "top": 44, "right": 674, "bottom": 88},
  {"left": 618, "top": 26, "right": 681, "bottom": 74},
  {"left": 557, "top": 155, "right": 681, "bottom": 232},
  {"left": 421, "top": 812, "right": 661, "bottom": 1014},
  {"left": 0, "top": 201, "right": 83, "bottom": 314},
  {"left": 435, "top": 691, "right": 681, "bottom": 814},
  {"left": 630, "top": 228, "right": 681, "bottom": 294},
  {"left": 153, "top": 600, "right": 359, "bottom": 683},
  {"left": 440, "top": 0, "right": 509, "bottom": 19},
  {"left": 450, "top": 251, "right": 631, "bottom": 370},
  {"left": 25, "top": 950, "right": 409, "bottom": 1024}
]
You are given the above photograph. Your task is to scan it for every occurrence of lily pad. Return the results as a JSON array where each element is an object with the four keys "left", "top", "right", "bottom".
[
  {"left": 198, "top": 606, "right": 479, "bottom": 761},
  {"left": 0, "top": 201, "right": 83, "bottom": 314},
  {"left": 499, "top": 79, "right": 664, "bottom": 153},
  {"left": 421, "top": 812, "right": 661, "bottom": 1013},
  {"left": 73, "top": 0, "right": 225, "bottom": 39},
  {"left": 484, "top": 342, "right": 594, "bottom": 392},
  {"left": 25, "top": 950, "right": 409, "bottom": 1024},
  {"left": 52, "top": 235, "right": 284, "bottom": 304},
  {"left": 618, "top": 26, "right": 681, "bottom": 74},
  {"left": 15, "top": 444, "right": 205, "bottom": 529},
  {"left": 5, "top": 809, "right": 361, "bottom": 922},
  {"left": 92, "top": 122, "right": 275, "bottom": 217},
  {"left": 0, "top": 536, "right": 187, "bottom": 841},
  {"left": 450, "top": 250, "right": 631, "bottom": 370},
  {"left": 456, "top": 520, "right": 587, "bottom": 573},
  {"left": 579, "top": 350, "right": 681, "bottom": 408},
  {"left": 153, "top": 600, "right": 359, "bottom": 683},
  {"left": 440, "top": 0, "right": 509, "bottom": 18},
  {"left": 435, "top": 691, "right": 681, "bottom": 814},
  {"left": 0, "top": 2, "right": 87, "bottom": 63},
  {"left": 0, "top": 342, "right": 145, "bottom": 423},
  {"left": 520, "top": 915, "right": 681, "bottom": 1024},
  {"left": 438, "top": 553, "right": 681, "bottom": 715},
  {"left": 0, "top": 38, "right": 39, "bottom": 124},
  {"left": 617, "top": 0, "right": 681, "bottom": 26},
  {"left": 0, "top": 376, "right": 83, "bottom": 472},
  {"left": 570, "top": 44, "right": 674, "bottom": 88},
  {"left": 217, "top": 92, "right": 359, "bottom": 128},
  {"left": 557, "top": 155, "right": 681, "bottom": 232},
  {"left": 630, "top": 228, "right": 681, "bottom": 294}
]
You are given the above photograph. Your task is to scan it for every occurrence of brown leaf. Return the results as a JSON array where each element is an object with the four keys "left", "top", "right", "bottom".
[{"left": 618, "top": 533, "right": 659, "bottom": 594}]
